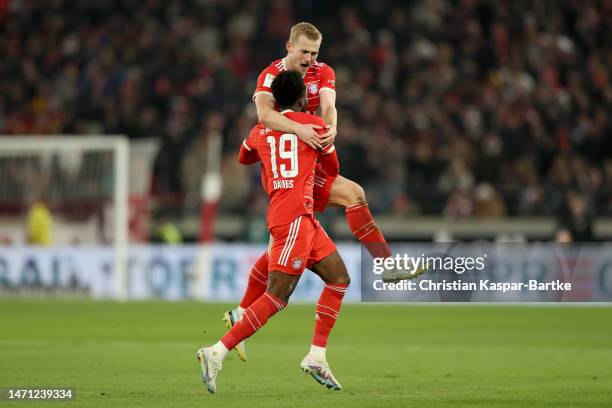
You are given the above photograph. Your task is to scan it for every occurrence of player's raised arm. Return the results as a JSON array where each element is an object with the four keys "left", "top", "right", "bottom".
[
  {"left": 316, "top": 115, "right": 339, "bottom": 176},
  {"left": 319, "top": 144, "right": 339, "bottom": 177},
  {"left": 254, "top": 93, "right": 322, "bottom": 150},
  {"left": 318, "top": 65, "right": 338, "bottom": 147}
]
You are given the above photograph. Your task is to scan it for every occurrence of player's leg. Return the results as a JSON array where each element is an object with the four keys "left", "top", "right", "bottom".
[
  {"left": 218, "top": 270, "right": 298, "bottom": 354},
  {"left": 314, "top": 167, "right": 392, "bottom": 260},
  {"left": 300, "top": 251, "right": 348, "bottom": 390},
  {"left": 309, "top": 251, "right": 350, "bottom": 352},
  {"left": 197, "top": 271, "right": 297, "bottom": 393},
  {"left": 299, "top": 223, "right": 348, "bottom": 390},
  {"left": 198, "top": 216, "right": 313, "bottom": 393},
  {"left": 323, "top": 174, "right": 426, "bottom": 282},
  {"left": 239, "top": 252, "right": 270, "bottom": 309},
  {"left": 222, "top": 251, "right": 270, "bottom": 361}
]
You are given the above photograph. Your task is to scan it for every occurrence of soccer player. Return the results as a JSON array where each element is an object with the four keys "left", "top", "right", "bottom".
[
  {"left": 197, "top": 71, "right": 348, "bottom": 393},
  {"left": 224, "top": 21, "right": 423, "bottom": 361}
]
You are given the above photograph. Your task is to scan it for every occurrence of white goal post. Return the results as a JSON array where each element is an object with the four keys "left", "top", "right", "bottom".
[{"left": 0, "top": 135, "right": 129, "bottom": 300}]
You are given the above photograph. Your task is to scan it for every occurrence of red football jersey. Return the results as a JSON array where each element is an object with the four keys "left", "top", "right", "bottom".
[
  {"left": 253, "top": 58, "right": 336, "bottom": 115},
  {"left": 242, "top": 110, "right": 337, "bottom": 228}
]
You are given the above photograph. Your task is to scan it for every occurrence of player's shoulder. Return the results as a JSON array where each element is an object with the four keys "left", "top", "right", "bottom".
[
  {"left": 261, "top": 59, "right": 285, "bottom": 75},
  {"left": 308, "top": 61, "right": 334, "bottom": 75},
  {"left": 248, "top": 123, "right": 272, "bottom": 140},
  {"left": 311, "top": 61, "right": 331, "bottom": 70},
  {"left": 249, "top": 122, "right": 266, "bottom": 134}
]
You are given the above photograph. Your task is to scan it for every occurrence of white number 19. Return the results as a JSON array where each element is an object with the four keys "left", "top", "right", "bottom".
[{"left": 267, "top": 133, "right": 298, "bottom": 178}]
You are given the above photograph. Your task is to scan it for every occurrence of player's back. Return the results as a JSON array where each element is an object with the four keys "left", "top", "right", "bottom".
[{"left": 251, "top": 110, "right": 325, "bottom": 228}]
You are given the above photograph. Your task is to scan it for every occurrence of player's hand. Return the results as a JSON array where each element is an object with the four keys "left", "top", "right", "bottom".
[
  {"left": 295, "top": 123, "right": 323, "bottom": 149},
  {"left": 319, "top": 125, "right": 337, "bottom": 147}
]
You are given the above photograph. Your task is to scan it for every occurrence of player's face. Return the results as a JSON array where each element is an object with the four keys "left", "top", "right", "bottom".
[{"left": 286, "top": 35, "right": 321, "bottom": 74}]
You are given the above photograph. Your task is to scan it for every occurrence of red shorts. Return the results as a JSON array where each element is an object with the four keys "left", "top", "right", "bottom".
[
  {"left": 268, "top": 215, "right": 337, "bottom": 275},
  {"left": 313, "top": 162, "right": 337, "bottom": 212}
]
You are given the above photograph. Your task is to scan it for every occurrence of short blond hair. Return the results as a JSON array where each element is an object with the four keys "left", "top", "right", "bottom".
[{"left": 289, "top": 22, "right": 322, "bottom": 43}]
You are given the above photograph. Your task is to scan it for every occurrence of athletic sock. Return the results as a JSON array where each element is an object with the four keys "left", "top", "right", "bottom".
[
  {"left": 239, "top": 252, "right": 269, "bottom": 309},
  {"left": 210, "top": 341, "right": 229, "bottom": 361},
  {"left": 222, "top": 292, "right": 286, "bottom": 351},
  {"left": 312, "top": 283, "right": 349, "bottom": 348},
  {"left": 309, "top": 344, "right": 327, "bottom": 362},
  {"left": 345, "top": 202, "right": 392, "bottom": 259}
]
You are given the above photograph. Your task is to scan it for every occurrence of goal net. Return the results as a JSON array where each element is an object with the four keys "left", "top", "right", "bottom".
[{"left": 0, "top": 136, "right": 129, "bottom": 299}]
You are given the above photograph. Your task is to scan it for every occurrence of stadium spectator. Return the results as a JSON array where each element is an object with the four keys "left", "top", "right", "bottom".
[{"left": 557, "top": 190, "right": 595, "bottom": 242}]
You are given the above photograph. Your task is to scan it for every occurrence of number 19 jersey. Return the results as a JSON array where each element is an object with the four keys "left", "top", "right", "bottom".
[{"left": 243, "top": 110, "right": 333, "bottom": 228}]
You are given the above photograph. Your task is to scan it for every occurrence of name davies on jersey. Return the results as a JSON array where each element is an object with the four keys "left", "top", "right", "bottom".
[{"left": 273, "top": 179, "right": 294, "bottom": 190}]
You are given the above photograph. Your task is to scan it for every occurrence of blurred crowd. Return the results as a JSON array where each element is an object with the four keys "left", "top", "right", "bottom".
[{"left": 1, "top": 0, "right": 611, "bottom": 224}]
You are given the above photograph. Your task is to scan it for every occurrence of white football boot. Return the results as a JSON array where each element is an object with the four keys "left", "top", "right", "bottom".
[
  {"left": 300, "top": 354, "right": 342, "bottom": 390},
  {"left": 195, "top": 347, "right": 222, "bottom": 394},
  {"left": 222, "top": 308, "right": 247, "bottom": 361}
]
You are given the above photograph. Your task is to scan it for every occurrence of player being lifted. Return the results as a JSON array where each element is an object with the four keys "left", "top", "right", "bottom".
[
  {"left": 197, "top": 71, "right": 349, "bottom": 393},
  {"left": 224, "top": 22, "right": 424, "bottom": 361}
]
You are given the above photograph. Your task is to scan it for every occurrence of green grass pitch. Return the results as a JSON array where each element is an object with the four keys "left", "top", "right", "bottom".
[{"left": 1, "top": 300, "right": 611, "bottom": 407}]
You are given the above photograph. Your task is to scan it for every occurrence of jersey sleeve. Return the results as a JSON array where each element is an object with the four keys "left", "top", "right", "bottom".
[
  {"left": 319, "top": 64, "right": 336, "bottom": 95},
  {"left": 253, "top": 66, "right": 277, "bottom": 100},
  {"left": 237, "top": 128, "right": 261, "bottom": 165},
  {"left": 309, "top": 114, "right": 337, "bottom": 175},
  {"left": 319, "top": 146, "right": 339, "bottom": 177}
]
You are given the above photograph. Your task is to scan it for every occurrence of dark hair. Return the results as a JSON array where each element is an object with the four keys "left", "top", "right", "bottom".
[{"left": 271, "top": 70, "right": 305, "bottom": 108}]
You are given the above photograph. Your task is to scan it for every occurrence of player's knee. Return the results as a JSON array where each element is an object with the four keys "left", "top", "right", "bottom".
[
  {"left": 266, "top": 285, "right": 292, "bottom": 304},
  {"left": 333, "top": 272, "right": 350, "bottom": 286},
  {"left": 267, "top": 271, "right": 298, "bottom": 303},
  {"left": 332, "top": 179, "right": 366, "bottom": 207},
  {"left": 345, "top": 181, "right": 365, "bottom": 206},
  {"left": 330, "top": 259, "right": 350, "bottom": 286}
]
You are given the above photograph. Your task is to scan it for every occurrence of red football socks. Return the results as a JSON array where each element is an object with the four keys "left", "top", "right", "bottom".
[
  {"left": 345, "top": 202, "right": 392, "bottom": 259},
  {"left": 239, "top": 252, "right": 269, "bottom": 309},
  {"left": 222, "top": 292, "right": 286, "bottom": 351},
  {"left": 312, "top": 283, "right": 349, "bottom": 347}
]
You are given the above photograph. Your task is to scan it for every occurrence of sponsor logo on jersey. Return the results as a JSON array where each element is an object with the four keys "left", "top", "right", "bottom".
[
  {"left": 327, "top": 79, "right": 335, "bottom": 86},
  {"left": 291, "top": 257, "right": 304, "bottom": 270},
  {"left": 307, "top": 82, "right": 318, "bottom": 94},
  {"left": 263, "top": 73, "right": 275, "bottom": 88}
]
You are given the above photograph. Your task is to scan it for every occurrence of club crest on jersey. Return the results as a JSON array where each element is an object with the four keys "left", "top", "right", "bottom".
[
  {"left": 307, "top": 82, "right": 318, "bottom": 94},
  {"left": 291, "top": 257, "right": 304, "bottom": 270}
]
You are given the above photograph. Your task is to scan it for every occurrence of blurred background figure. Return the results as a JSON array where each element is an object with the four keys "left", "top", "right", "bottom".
[
  {"left": 157, "top": 218, "right": 183, "bottom": 245},
  {"left": 556, "top": 190, "right": 595, "bottom": 242},
  {"left": 27, "top": 199, "right": 53, "bottom": 245}
]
